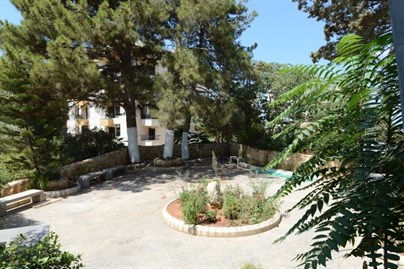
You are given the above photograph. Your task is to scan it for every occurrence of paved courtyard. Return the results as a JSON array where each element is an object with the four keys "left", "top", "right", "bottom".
[{"left": 1, "top": 161, "right": 364, "bottom": 268}]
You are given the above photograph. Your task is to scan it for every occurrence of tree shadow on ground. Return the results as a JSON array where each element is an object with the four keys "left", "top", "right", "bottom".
[
  {"left": 0, "top": 211, "right": 41, "bottom": 229},
  {"left": 92, "top": 163, "right": 250, "bottom": 193}
]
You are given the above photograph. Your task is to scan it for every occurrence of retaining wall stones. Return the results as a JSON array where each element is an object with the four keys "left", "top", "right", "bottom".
[
  {"left": 230, "top": 143, "right": 312, "bottom": 172},
  {"left": 0, "top": 179, "right": 31, "bottom": 198},
  {"left": 1, "top": 142, "right": 314, "bottom": 197},
  {"left": 59, "top": 148, "right": 128, "bottom": 178},
  {"left": 139, "top": 143, "right": 230, "bottom": 160}
]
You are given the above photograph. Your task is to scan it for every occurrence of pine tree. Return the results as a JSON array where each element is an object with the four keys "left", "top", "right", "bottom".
[
  {"left": 0, "top": 47, "right": 68, "bottom": 184},
  {"left": 2, "top": 0, "right": 169, "bottom": 163},
  {"left": 158, "top": 0, "right": 256, "bottom": 149}
]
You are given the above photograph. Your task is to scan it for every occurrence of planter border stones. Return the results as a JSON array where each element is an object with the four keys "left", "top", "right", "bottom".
[
  {"left": 146, "top": 164, "right": 189, "bottom": 173},
  {"left": 45, "top": 184, "right": 81, "bottom": 199},
  {"left": 162, "top": 198, "right": 282, "bottom": 237}
]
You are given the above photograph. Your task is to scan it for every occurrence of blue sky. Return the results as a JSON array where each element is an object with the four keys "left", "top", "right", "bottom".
[{"left": 0, "top": 0, "right": 326, "bottom": 65}]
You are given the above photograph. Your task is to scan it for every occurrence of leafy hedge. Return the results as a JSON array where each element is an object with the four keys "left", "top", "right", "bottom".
[{"left": 0, "top": 232, "right": 83, "bottom": 269}]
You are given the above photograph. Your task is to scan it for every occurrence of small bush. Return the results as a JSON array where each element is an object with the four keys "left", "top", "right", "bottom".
[
  {"left": 179, "top": 187, "right": 208, "bottom": 225},
  {"left": 0, "top": 164, "right": 13, "bottom": 186},
  {"left": 204, "top": 210, "right": 217, "bottom": 223},
  {"left": 0, "top": 231, "right": 83, "bottom": 268},
  {"left": 223, "top": 181, "right": 278, "bottom": 225},
  {"left": 222, "top": 186, "right": 242, "bottom": 220}
]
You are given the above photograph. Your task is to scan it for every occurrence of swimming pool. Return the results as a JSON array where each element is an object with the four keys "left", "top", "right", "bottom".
[{"left": 251, "top": 168, "right": 293, "bottom": 179}]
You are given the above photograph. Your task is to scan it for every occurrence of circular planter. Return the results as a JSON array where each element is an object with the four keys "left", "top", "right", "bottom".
[
  {"left": 162, "top": 198, "right": 282, "bottom": 237},
  {"left": 45, "top": 184, "right": 81, "bottom": 198}
]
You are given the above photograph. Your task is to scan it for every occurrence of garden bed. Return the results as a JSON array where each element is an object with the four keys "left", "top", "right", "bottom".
[
  {"left": 162, "top": 198, "right": 282, "bottom": 237},
  {"left": 162, "top": 179, "right": 282, "bottom": 237}
]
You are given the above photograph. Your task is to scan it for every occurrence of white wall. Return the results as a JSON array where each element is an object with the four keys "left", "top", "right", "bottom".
[{"left": 66, "top": 101, "right": 166, "bottom": 146}]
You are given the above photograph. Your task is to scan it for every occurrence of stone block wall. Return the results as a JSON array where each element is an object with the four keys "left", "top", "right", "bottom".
[
  {"left": 230, "top": 143, "right": 312, "bottom": 172},
  {"left": 59, "top": 148, "right": 128, "bottom": 178},
  {"left": 59, "top": 142, "right": 312, "bottom": 178},
  {"left": 139, "top": 143, "right": 230, "bottom": 160},
  {"left": 1, "top": 143, "right": 315, "bottom": 197},
  {"left": 0, "top": 178, "right": 31, "bottom": 198}
]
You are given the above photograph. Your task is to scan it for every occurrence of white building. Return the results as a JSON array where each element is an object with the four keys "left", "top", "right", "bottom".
[{"left": 66, "top": 101, "right": 166, "bottom": 146}]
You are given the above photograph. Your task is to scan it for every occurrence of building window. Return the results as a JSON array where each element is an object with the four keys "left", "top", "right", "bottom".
[
  {"left": 108, "top": 127, "right": 116, "bottom": 138},
  {"left": 149, "top": 128, "right": 155, "bottom": 140},
  {"left": 74, "top": 107, "right": 80, "bottom": 119},
  {"left": 115, "top": 124, "right": 121, "bottom": 137},
  {"left": 114, "top": 105, "right": 121, "bottom": 116},
  {"left": 84, "top": 106, "right": 89, "bottom": 119},
  {"left": 106, "top": 105, "right": 122, "bottom": 118},
  {"left": 141, "top": 105, "right": 152, "bottom": 119}
]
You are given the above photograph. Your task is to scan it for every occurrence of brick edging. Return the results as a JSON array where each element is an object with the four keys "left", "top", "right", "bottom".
[
  {"left": 162, "top": 198, "right": 282, "bottom": 237},
  {"left": 45, "top": 185, "right": 81, "bottom": 198}
]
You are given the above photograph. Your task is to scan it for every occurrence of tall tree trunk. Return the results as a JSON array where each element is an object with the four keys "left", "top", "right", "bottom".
[
  {"left": 163, "top": 129, "right": 174, "bottom": 159},
  {"left": 388, "top": 0, "right": 404, "bottom": 131},
  {"left": 181, "top": 114, "right": 191, "bottom": 160},
  {"left": 125, "top": 104, "right": 140, "bottom": 163}
]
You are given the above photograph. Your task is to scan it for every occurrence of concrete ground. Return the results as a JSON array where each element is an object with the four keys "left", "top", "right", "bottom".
[{"left": 1, "top": 160, "right": 364, "bottom": 269}]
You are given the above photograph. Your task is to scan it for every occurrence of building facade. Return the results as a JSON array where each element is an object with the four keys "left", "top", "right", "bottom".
[{"left": 66, "top": 101, "right": 166, "bottom": 146}]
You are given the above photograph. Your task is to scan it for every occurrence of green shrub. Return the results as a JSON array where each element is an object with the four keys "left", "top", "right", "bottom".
[
  {"left": 179, "top": 181, "right": 278, "bottom": 226},
  {"left": 223, "top": 182, "right": 278, "bottom": 225},
  {"left": 0, "top": 232, "right": 83, "bottom": 268},
  {"left": 204, "top": 210, "right": 217, "bottom": 223},
  {"left": 0, "top": 164, "right": 13, "bottom": 186},
  {"left": 222, "top": 186, "right": 242, "bottom": 220},
  {"left": 179, "top": 187, "right": 208, "bottom": 225},
  {"left": 0, "top": 153, "right": 34, "bottom": 187},
  {"left": 59, "top": 128, "right": 124, "bottom": 164}
]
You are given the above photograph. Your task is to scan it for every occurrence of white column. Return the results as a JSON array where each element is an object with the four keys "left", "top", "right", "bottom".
[
  {"left": 181, "top": 131, "right": 189, "bottom": 160},
  {"left": 163, "top": 129, "right": 174, "bottom": 159},
  {"left": 127, "top": 127, "right": 140, "bottom": 163}
]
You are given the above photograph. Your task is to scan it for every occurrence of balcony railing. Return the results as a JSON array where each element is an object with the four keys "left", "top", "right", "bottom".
[
  {"left": 140, "top": 135, "right": 160, "bottom": 141},
  {"left": 141, "top": 114, "right": 157, "bottom": 119}
]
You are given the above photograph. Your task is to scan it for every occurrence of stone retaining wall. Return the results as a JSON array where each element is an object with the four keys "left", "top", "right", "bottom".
[
  {"left": 139, "top": 143, "right": 230, "bottom": 160},
  {"left": 59, "top": 148, "right": 128, "bottom": 178},
  {"left": 0, "top": 178, "right": 31, "bottom": 198},
  {"left": 1, "top": 142, "right": 314, "bottom": 197},
  {"left": 230, "top": 143, "right": 313, "bottom": 172},
  {"left": 59, "top": 143, "right": 312, "bottom": 178}
]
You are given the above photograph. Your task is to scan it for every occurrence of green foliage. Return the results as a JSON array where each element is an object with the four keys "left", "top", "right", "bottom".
[
  {"left": 232, "top": 61, "right": 312, "bottom": 150},
  {"left": 292, "top": 0, "right": 390, "bottom": 62},
  {"left": 0, "top": 232, "right": 83, "bottom": 269},
  {"left": 204, "top": 210, "right": 217, "bottom": 223},
  {"left": 223, "top": 182, "right": 277, "bottom": 224},
  {"left": 268, "top": 34, "right": 404, "bottom": 268},
  {"left": 58, "top": 128, "right": 124, "bottom": 164},
  {"left": 0, "top": 44, "right": 67, "bottom": 182},
  {"left": 179, "top": 186, "right": 208, "bottom": 225},
  {"left": 223, "top": 186, "right": 241, "bottom": 220},
  {"left": 0, "top": 165, "right": 13, "bottom": 186},
  {"left": 160, "top": 0, "right": 256, "bottom": 143},
  {"left": 173, "top": 129, "right": 210, "bottom": 144},
  {"left": 0, "top": 153, "right": 34, "bottom": 186}
]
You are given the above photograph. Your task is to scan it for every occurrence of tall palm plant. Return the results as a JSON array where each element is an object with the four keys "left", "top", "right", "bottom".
[{"left": 266, "top": 34, "right": 404, "bottom": 269}]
